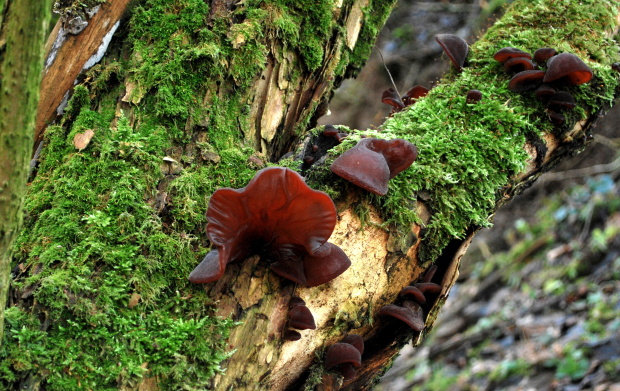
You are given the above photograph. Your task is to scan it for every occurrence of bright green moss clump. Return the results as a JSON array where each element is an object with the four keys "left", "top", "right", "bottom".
[{"left": 328, "top": 0, "right": 620, "bottom": 262}]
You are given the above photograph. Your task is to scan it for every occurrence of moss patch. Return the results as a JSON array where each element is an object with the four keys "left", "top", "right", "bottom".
[{"left": 322, "top": 0, "right": 620, "bottom": 262}]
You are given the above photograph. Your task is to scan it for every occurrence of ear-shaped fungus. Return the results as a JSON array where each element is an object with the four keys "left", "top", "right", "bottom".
[
  {"left": 330, "top": 138, "right": 418, "bottom": 196},
  {"left": 466, "top": 89, "right": 482, "bottom": 103},
  {"left": 543, "top": 52, "right": 593, "bottom": 85},
  {"left": 508, "top": 70, "right": 545, "bottom": 92},
  {"left": 502, "top": 57, "right": 536, "bottom": 73},
  {"left": 325, "top": 335, "right": 364, "bottom": 380},
  {"left": 382, "top": 85, "right": 429, "bottom": 114},
  {"left": 402, "top": 85, "right": 429, "bottom": 106},
  {"left": 435, "top": 34, "right": 469, "bottom": 72},
  {"left": 288, "top": 304, "right": 316, "bottom": 330},
  {"left": 493, "top": 47, "right": 531, "bottom": 63},
  {"left": 189, "top": 167, "right": 350, "bottom": 286},
  {"left": 378, "top": 301, "right": 425, "bottom": 331},
  {"left": 533, "top": 47, "right": 557, "bottom": 63}
]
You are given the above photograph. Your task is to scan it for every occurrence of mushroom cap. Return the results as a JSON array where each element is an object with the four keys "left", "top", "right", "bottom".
[
  {"left": 283, "top": 330, "right": 302, "bottom": 341},
  {"left": 341, "top": 334, "right": 364, "bottom": 355},
  {"left": 289, "top": 297, "right": 306, "bottom": 308},
  {"left": 435, "top": 34, "right": 469, "bottom": 71},
  {"left": 378, "top": 301, "right": 425, "bottom": 331},
  {"left": 325, "top": 342, "right": 362, "bottom": 369},
  {"left": 548, "top": 110, "right": 565, "bottom": 125},
  {"left": 543, "top": 52, "right": 593, "bottom": 85},
  {"left": 535, "top": 84, "right": 556, "bottom": 101},
  {"left": 302, "top": 242, "right": 351, "bottom": 287},
  {"left": 493, "top": 47, "right": 532, "bottom": 63},
  {"left": 402, "top": 85, "right": 429, "bottom": 106},
  {"left": 331, "top": 138, "right": 418, "bottom": 195},
  {"left": 533, "top": 47, "right": 557, "bottom": 63},
  {"left": 381, "top": 88, "right": 404, "bottom": 110},
  {"left": 415, "top": 282, "right": 442, "bottom": 294},
  {"left": 502, "top": 57, "right": 536, "bottom": 73},
  {"left": 466, "top": 89, "right": 483, "bottom": 104},
  {"left": 188, "top": 249, "right": 225, "bottom": 284},
  {"left": 190, "top": 167, "right": 346, "bottom": 285},
  {"left": 399, "top": 285, "right": 426, "bottom": 304},
  {"left": 288, "top": 304, "right": 316, "bottom": 330},
  {"left": 547, "top": 91, "right": 576, "bottom": 111},
  {"left": 508, "top": 70, "right": 546, "bottom": 92}
]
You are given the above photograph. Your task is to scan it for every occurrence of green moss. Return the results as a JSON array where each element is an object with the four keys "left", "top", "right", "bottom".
[{"left": 326, "top": 0, "right": 620, "bottom": 262}]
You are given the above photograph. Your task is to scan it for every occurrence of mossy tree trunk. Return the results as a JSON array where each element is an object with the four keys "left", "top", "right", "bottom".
[
  {"left": 2, "top": 0, "right": 620, "bottom": 390},
  {"left": 0, "top": 0, "right": 53, "bottom": 343}
]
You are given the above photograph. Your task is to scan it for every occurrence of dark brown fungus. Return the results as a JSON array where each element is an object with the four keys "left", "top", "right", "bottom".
[
  {"left": 188, "top": 167, "right": 350, "bottom": 286},
  {"left": 325, "top": 342, "right": 362, "bottom": 380},
  {"left": 330, "top": 138, "right": 418, "bottom": 196},
  {"left": 547, "top": 91, "right": 576, "bottom": 111},
  {"left": 381, "top": 88, "right": 404, "bottom": 110},
  {"left": 493, "top": 47, "right": 531, "bottom": 64},
  {"left": 378, "top": 301, "right": 425, "bottom": 331},
  {"left": 341, "top": 334, "right": 364, "bottom": 355},
  {"left": 535, "top": 84, "right": 556, "bottom": 101},
  {"left": 283, "top": 330, "right": 302, "bottom": 341},
  {"left": 466, "top": 89, "right": 482, "bottom": 103},
  {"left": 435, "top": 34, "right": 469, "bottom": 72},
  {"left": 612, "top": 63, "right": 620, "bottom": 72},
  {"left": 402, "top": 85, "right": 430, "bottom": 106},
  {"left": 302, "top": 243, "right": 352, "bottom": 287},
  {"left": 502, "top": 57, "right": 536, "bottom": 73},
  {"left": 399, "top": 285, "right": 426, "bottom": 304},
  {"left": 423, "top": 264, "right": 438, "bottom": 282},
  {"left": 289, "top": 297, "right": 306, "bottom": 308},
  {"left": 323, "top": 125, "right": 339, "bottom": 138},
  {"left": 288, "top": 304, "right": 316, "bottom": 330},
  {"left": 508, "top": 70, "right": 546, "bottom": 92},
  {"left": 543, "top": 52, "right": 593, "bottom": 85},
  {"left": 548, "top": 111, "right": 566, "bottom": 126},
  {"left": 533, "top": 47, "right": 557, "bottom": 63},
  {"left": 415, "top": 282, "right": 442, "bottom": 294}
]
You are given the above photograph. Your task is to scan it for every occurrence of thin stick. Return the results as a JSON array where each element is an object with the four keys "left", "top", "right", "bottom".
[{"left": 377, "top": 48, "right": 401, "bottom": 98}]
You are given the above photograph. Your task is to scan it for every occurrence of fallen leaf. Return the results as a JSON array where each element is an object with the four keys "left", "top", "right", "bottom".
[{"left": 73, "top": 129, "right": 95, "bottom": 151}]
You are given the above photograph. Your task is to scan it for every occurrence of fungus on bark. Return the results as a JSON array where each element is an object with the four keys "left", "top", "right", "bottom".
[
  {"left": 502, "top": 57, "right": 536, "bottom": 73},
  {"left": 533, "top": 47, "right": 557, "bottom": 63},
  {"left": 508, "top": 70, "right": 546, "bottom": 92},
  {"left": 543, "top": 52, "right": 593, "bottom": 85},
  {"left": 547, "top": 91, "right": 576, "bottom": 111},
  {"left": 330, "top": 138, "right": 418, "bottom": 196},
  {"left": 378, "top": 301, "right": 425, "bottom": 331},
  {"left": 535, "top": 84, "right": 556, "bottom": 101},
  {"left": 435, "top": 34, "right": 469, "bottom": 72},
  {"left": 466, "top": 89, "right": 482, "bottom": 103},
  {"left": 288, "top": 300, "right": 316, "bottom": 330},
  {"left": 493, "top": 47, "right": 531, "bottom": 63},
  {"left": 382, "top": 85, "right": 429, "bottom": 114},
  {"left": 324, "top": 335, "right": 365, "bottom": 380},
  {"left": 188, "top": 167, "right": 350, "bottom": 286}
]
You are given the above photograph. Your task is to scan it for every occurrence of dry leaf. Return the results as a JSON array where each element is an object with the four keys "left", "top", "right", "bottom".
[
  {"left": 73, "top": 129, "right": 95, "bottom": 151},
  {"left": 128, "top": 292, "right": 141, "bottom": 309}
]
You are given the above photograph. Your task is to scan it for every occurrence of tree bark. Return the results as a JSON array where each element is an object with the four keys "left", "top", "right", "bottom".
[
  {"left": 0, "top": 0, "right": 52, "bottom": 343},
  {"left": 2, "top": 0, "right": 619, "bottom": 390}
]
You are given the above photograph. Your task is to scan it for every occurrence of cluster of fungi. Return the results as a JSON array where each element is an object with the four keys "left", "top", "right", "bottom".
[
  {"left": 187, "top": 30, "right": 602, "bottom": 385},
  {"left": 494, "top": 47, "right": 593, "bottom": 126}
]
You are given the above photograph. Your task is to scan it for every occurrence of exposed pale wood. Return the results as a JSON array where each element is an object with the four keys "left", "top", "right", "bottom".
[{"left": 34, "top": 0, "right": 131, "bottom": 148}]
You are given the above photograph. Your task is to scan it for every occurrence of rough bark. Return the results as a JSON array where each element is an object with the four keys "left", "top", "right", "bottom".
[
  {"left": 0, "top": 0, "right": 52, "bottom": 343},
  {"left": 2, "top": 0, "right": 619, "bottom": 390}
]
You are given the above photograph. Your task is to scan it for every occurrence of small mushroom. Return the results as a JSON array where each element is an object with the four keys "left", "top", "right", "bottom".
[
  {"left": 547, "top": 110, "right": 566, "bottom": 126},
  {"left": 612, "top": 63, "right": 620, "bottom": 73},
  {"left": 508, "top": 70, "right": 546, "bottom": 92},
  {"left": 283, "top": 330, "right": 302, "bottom": 341},
  {"left": 533, "top": 47, "right": 557, "bottom": 63},
  {"left": 378, "top": 301, "right": 425, "bottom": 331},
  {"left": 435, "top": 34, "right": 469, "bottom": 72},
  {"left": 324, "top": 337, "right": 364, "bottom": 381},
  {"left": 402, "top": 85, "right": 430, "bottom": 106},
  {"left": 534, "top": 84, "right": 556, "bottom": 101},
  {"left": 493, "top": 47, "right": 532, "bottom": 64},
  {"left": 466, "top": 89, "right": 482, "bottom": 103},
  {"left": 547, "top": 91, "right": 576, "bottom": 111},
  {"left": 288, "top": 303, "right": 316, "bottom": 330},
  {"left": 330, "top": 138, "right": 418, "bottom": 196},
  {"left": 543, "top": 52, "right": 593, "bottom": 85},
  {"left": 381, "top": 88, "right": 404, "bottom": 111},
  {"left": 502, "top": 57, "right": 536, "bottom": 73}
]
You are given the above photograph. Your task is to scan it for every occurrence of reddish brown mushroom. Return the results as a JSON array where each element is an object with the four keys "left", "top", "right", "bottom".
[
  {"left": 378, "top": 301, "right": 425, "bottom": 331},
  {"left": 466, "top": 89, "right": 483, "bottom": 103},
  {"left": 543, "top": 52, "right": 593, "bottom": 85},
  {"left": 324, "top": 336, "right": 364, "bottom": 380},
  {"left": 508, "top": 70, "right": 546, "bottom": 92},
  {"left": 381, "top": 88, "right": 404, "bottom": 111},
  {"left": 535, "top": 84, "right": 556, "bottom": 101},
  {"left": 288, "top": 303, "right": 316, "bottom": 330},
  {"left": 547, "top": 91, "right": 576, "bottom": 111},
  {"left": 402, "top": 85, "right": 430, "bottom": 106},
  {"left": 435, "top": 34, "right": 469, "bottom": 72},
  {"left": 493, "top": 47, "right": 532, "bottom": 64},
  {"left": 188, "top": 167, "right": 350, "bottom": 286},
  {"left": 502, "top": 57, "right": 536, "bottom": 73},
  {"left": 533, "top": 47, "right": 557, "bottom": 63},
  {"left": 330, "top": 138, "right": 418, "bottom": 196}
]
